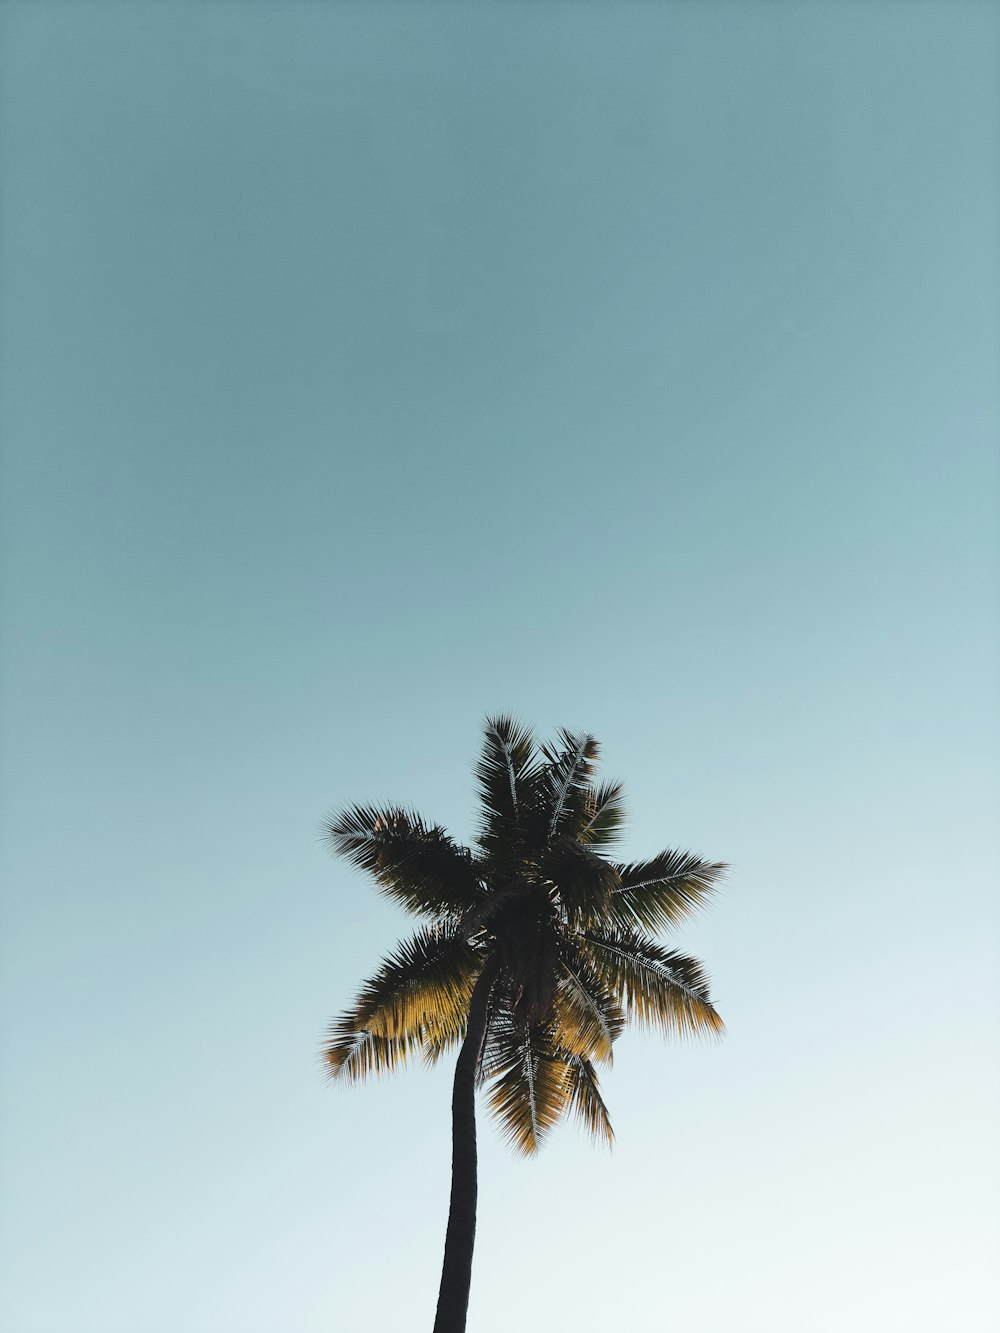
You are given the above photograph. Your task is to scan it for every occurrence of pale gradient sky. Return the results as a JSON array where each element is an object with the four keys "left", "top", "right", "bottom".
[{"left": 1, "top": 4, "right": 998, "bottom": 1332}]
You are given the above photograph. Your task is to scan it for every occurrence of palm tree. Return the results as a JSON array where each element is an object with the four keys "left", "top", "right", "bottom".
[{"left": 322, "top": 716, "right": 725, "bottom": 1333}]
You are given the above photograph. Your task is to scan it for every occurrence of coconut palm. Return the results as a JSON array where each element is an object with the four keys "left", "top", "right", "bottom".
[{"left": 322, "top": 716, "right": 725, "bottom": 1333}]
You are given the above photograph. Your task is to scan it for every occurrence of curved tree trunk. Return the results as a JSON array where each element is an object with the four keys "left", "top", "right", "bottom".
[{"left": 432, "top": 957, "right": 499, "bottom": 1333}]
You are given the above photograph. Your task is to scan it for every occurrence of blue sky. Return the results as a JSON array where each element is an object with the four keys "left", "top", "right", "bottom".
[{"left": 1, "top": 4, "right": 998, "bottom": 1331}]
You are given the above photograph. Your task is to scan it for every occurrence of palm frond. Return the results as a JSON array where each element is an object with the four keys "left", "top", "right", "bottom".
[
  {"left": 542, "top": 836, "right": 619, "bottom": 928},
  {"left": 355, "top": 927, "right": 482, "bottom": 1038},
  {"left": 562, "top": 1052, "right": 614, "bottom": 1147},
  {"left": 474, "top": 715, "right": 540, "bottom": 854},
  {"left": 610, "top": 849, "right": 727, "bottom": 933},
  {"left": 478, "top": 990, "right": 615, "bottom": 1147},
  {"left": 541, "top": 729, "right": 600, "bottom": 839},
  {"left": 322, "top": 1021, "right": 416, "bottom": 1083},
  {"left": 322, "top": 927, "right": 482, "bottom": 1080},
  {"left": 578, "top": 780, "right": 626, "bottom": 848},
  {"left": 581, "top": 928, "right": 725, "bottom": 1040},
  {"left": 323, "top": 803, "right": 483, "bottom": 920},
  {"left": 550, "top": 947, "right": 624, "bottom": 1064},
  {"left": 484, "top": 1022, "right": 573, "bottom": 1155},
  {"left": 476, "top": 987, "right": 520, "bottom": 1084},
  {"left": 420, "top": 1005, "right": 472, "bottom": 1067}
]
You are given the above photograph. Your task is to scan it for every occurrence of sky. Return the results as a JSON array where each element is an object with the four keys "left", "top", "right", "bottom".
[{"left": 1, "top": 3, "right": 998, "bottom": 1331}]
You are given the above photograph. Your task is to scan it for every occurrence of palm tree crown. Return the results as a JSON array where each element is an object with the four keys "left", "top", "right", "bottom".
[{"left": 323, "top": 716, "right": 725, "bottom": 1154}]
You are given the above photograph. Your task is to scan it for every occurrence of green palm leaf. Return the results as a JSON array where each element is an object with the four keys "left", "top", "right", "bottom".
[
  {"left": 420, "top": 1001, "right": 476, "bottom": 1066},
  {"left": 542, "top": 835, "right": 620, "bottom": 928},
  {"left": 609, "top": 849, "right": 727, "bottom": 933},
  {"left": 562, "top": 1052, "right": 614, "bottom": 1146},
  {"left": 540, "top": 729, "right": 600, "bottom": 839},
  {"left": 484, "top": 1022, "right": 573, "bottom": 1156},
  {"left": 550, "top": 945, "right": 624, "bottom": 1064},
  {"left": 474, "top": 714, "right": 540, "bottom": 857},
  {"left": 323, "top": 927, "right": 483, "bottom": 1080},
  {"left": 323, "top": 803, "right": 484, "bottom": 920},
  {"left": 578, "top": 779, "right": 626, "bottom": 848},
  {"left": 581, "top": 927, "right": 725, "bottom": 1039},
  {"left": 323, "top": 1023, "right": 417, "bottom": 1083}
]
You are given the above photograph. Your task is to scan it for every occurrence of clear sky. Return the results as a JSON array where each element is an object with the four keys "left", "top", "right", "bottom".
[{"left": 1, "top": 3, "right": 998, "bottom": 1331}]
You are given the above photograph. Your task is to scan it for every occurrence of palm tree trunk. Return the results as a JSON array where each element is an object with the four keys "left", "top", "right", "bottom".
[{"left": 432, "top": 956, "right": 499, "bottom": 1333}]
